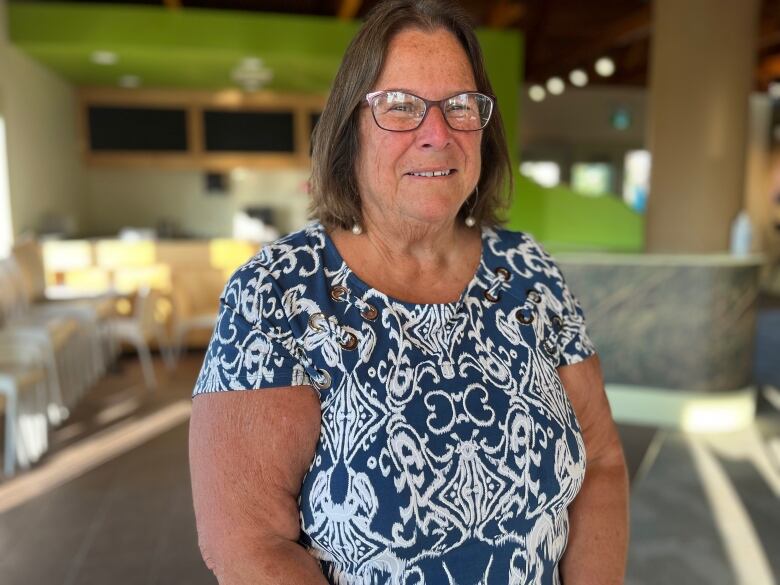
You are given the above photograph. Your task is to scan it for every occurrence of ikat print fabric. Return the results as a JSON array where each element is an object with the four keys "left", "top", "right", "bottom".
[{"left": 193, "top": 221, "right": 597, "bottom": 585}]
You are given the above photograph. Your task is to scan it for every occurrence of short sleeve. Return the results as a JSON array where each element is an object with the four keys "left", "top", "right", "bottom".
[
  {"left": 192, "top": 265, "right": 311, "bottom": 397},
  {"left": 526, "top": 236, "right": 597, "bottom": 367},
  {"left": 551, "top": 263, "right": 597, "bottom": 366}
]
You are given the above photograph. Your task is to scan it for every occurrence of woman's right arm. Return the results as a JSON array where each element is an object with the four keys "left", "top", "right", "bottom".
[{"left": 189, "top": 386, "right": 329, "bottom": 585}]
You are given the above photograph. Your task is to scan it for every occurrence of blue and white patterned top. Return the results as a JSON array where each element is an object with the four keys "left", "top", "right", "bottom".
[{"left": 193, "top": 221, "right": 596, "bottom": 585}]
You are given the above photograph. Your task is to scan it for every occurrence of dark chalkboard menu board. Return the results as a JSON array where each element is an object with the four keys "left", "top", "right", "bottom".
[
  {"left": 88, "top": 106, "right": 188, "bottom": 151},
  {"left": 203, "top": 110, "right": 294, "bottom": 153}
]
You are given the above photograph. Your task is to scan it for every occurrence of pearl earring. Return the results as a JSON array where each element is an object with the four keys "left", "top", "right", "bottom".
[
  {"left": 465, "top": 186, "right": 478, "bottom": 227},
  {"left": 351, "top": 222, "right": 363, "bottom": 235}
]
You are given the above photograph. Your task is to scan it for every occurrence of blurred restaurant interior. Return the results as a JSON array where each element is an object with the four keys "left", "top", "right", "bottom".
[{"left": 0, "top": 0, "right": 779, "bottom": 583}]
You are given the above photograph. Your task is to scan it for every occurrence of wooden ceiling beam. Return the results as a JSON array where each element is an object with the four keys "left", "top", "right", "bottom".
[
  {"left": 486, "top": 1, "right": 526, "bottom": 29},
  {"left": 337, "top": 0, "right": 362, "bottom": 21},
  {"left": 528, "top": 4, "right": 651, "bottom": 82}
]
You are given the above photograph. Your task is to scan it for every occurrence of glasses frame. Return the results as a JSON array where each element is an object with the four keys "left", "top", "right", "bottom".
[{"left": 365, "top": 90, "right": 495, "bottom": 132}]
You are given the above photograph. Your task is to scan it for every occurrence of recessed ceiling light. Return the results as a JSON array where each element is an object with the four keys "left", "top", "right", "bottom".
[
  {"left": 528, "top": 85, "right": 546, "bottom": 102},
  {"left": 546, "top": 77, "right": 565, "bottom": 95},
  {"left": 569, "top": 69, "right": 589, "bottom": 87},
  {"left": 119, "top": 75, "right": 141, "bottom": 88},
  {"left": 595, "top": 57, "right": 615, "bottom": 77},
  {"left": 91, "top": 50, "right": 118, "bottom": 66}
]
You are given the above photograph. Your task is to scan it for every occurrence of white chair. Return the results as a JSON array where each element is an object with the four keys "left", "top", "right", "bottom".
[
  {"left": 0, "top": 339, "right": 51, "bottom": 476},
  {"left": 169, "top": 269, "right": 223, "bottom": 364},
  {"left": 0, "top": 259, "right": 83, "bottom": 419},
  {"left": 107, "top": 287, "right": 174, "bottom": 389},
  {"left": 10, "top": 241, "right": 117, "bottom": 389}
]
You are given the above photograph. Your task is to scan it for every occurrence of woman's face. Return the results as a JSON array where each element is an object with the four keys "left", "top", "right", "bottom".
[{"left": 355, "top": 28, "right": 483, "bottom": 230}]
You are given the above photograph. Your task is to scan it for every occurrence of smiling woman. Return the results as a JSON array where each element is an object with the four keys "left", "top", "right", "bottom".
[{"left": 189, "top": 1, "right": 628, "bottom": 584}]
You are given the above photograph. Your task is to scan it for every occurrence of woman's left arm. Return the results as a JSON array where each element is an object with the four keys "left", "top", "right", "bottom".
[{"left": 558, "top": 353, "right": 629, "bottom": 585}]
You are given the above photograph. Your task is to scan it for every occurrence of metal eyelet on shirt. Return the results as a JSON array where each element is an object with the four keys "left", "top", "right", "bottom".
[
  {"left": 312, "top": 368, "right": 332, "bottom": 390},
  {"left": 340, "top": 332, "right": 358, "bottom": 350},
  {"left": 329, "top": 285, "right": 348, "bottom": 302},
  {"left": 495, "top": 267, "right": 510, "bottom": 281},
  {"left": 516, "top": 310, "right": 535, "bottom": 324},
  {"left": 552, "top": 315, "right": 563, "bottom": 331},
  {"left": 484, "top": 289, "right": 500, "bottom": 303},
  {"left": 360, "top": 304, "right": 378, "bottom": 321},
  {"left": 542, "top": 339, "right": 557, "bottom": 356},
  {"left": 308, "top": 312, "right": 326, "bottom": 331},
  {"left": 527, "top": 289, "right": 542, "bottom": 304}
]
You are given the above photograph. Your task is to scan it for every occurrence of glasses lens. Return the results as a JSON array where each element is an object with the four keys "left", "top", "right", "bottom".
[
  {"left": 444, "top": 93, "right": 493, "bottom": 131},
  {"left": 371, "top": 91, "right": 426, "bottom": 131}
]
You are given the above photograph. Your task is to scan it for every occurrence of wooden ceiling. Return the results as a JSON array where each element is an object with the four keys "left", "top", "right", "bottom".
[{"left": 17, "top": 0, "right": 780, "bottom": 90}]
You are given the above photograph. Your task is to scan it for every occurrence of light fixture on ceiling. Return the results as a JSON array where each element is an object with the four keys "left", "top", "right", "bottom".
[
  {"left": 595, "top": 57, "right": 615, "bottom": 77},
  {"left": 91, "top": 50, "right": 118, "bottom": 66},
  {"left": 231, "top": 57, "right": 273, "bottom": 92},
  {"left": 119, "top": 75, "right": 141, "bottom": 89},
  {"left": 569, "top": 69, "right": 589, "bottom": 87},
  {"left": 528, "top": 84, "right": 546, "bottom": 102},
  {"left": 546, "top": 77, "right": 565, "bottom": 96}
]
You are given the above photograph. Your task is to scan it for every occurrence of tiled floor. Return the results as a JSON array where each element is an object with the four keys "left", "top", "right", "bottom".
[{"left": 0, "top": 353, "right": 778, "bottom": 585}]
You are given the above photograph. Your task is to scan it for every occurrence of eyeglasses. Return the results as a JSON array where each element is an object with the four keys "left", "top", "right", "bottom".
[{"left": 365, "top": 90, "right": 494, "bottom": 132}]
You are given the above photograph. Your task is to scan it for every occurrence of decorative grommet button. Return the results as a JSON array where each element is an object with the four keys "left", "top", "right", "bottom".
[
  {"left": 312, "top": 369, "right": 332, "bottom": 390},
  {"left": 552, "top": 315, "right": 563, "bottom": 330},
  {"left": 308, "top": 312, "right": 326, "bottom": 331},
  {"left": 484, "top": 289, "right": 500, "bottom": 302},
  {"left": 329, "top": 285, "right": 348, "bottom": 301},
  {"left": 542, "top": 339, "right": 557, "bottom": 356},
  {"left": 516, "top": 310, "right": 534, "bottom": 324},
  {"left": 340, "top": 332, "right": 358, "bottom": 350},
  {"left": 527, "top": 290, "right": 542, "bottom": 304},
  {"left": 495, "top": 267, "right": 510, "bottom": 281},
  {"left": 360, "top": 304, "right": 378, "bottom": 321}
]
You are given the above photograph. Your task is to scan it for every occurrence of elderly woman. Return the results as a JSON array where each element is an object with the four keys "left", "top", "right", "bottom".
[{"left": 190, "top": 1, "right": 628, "bottom": 583}]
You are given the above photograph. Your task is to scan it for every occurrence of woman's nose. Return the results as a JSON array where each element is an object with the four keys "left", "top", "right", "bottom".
[{"left": 416, "top": 105, "right": 452, "bottom": 148}]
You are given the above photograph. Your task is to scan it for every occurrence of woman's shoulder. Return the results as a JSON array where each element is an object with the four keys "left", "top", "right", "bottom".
[
  {"left": 227, "top": 222, "right": 328, "bottom": 287},
  {"left": 483, "top": 224, "right": 558, "bottom": 268}
]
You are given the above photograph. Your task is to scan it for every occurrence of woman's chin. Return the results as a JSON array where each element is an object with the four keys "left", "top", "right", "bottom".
[{"left": 398, "top": 195, "right": 465, "bottom": 226}]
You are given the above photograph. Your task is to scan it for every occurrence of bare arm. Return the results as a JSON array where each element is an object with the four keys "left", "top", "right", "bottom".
[
  {"left": 558, "top": 354, "right": 629, "bottom": 585},
  {"left": 189, "top": 386, "right": 329, "bottom": 585}
]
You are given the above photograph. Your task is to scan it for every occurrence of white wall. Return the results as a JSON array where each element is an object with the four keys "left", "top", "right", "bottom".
[
  {"left": 84, "top": 167, "right": 313, "bottom": 237},
  {"left": 0, "top": 0, "right": 86, "bottom": 238},
  {"left": 519, "top": 86, "right": 648, "bottom": 191}
]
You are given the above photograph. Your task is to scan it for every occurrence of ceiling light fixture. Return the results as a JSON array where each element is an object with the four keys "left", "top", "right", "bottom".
[
  {"left": 91, "top": 50, "right": 118, "bottom": 66},
  {"left": 231, "top": 57, "right": 273, "bottom": 92},
  {"left": 528, "top": 85, "right": 546, "bottom": 102},
  {"left": 569, "top": 69, "right": 589, "bottom": 87},
  {"left": 119, "top": 75, "right": 141, "bottom": 89},
  {"left": 546, "top": 77, "right": 565, "bottom": 95},
  {"left": 595, "top": 57, "right": 615, "bottom": 77}
]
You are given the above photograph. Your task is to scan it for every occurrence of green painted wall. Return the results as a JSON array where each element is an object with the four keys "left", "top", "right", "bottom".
[{"left": 511, "top": 175, "right": 644, "bottom": 252}]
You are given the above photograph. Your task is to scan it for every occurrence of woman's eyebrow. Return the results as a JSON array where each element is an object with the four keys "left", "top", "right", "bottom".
[{"left": 378, "top": 87, "right": 477, "bottom": 97}]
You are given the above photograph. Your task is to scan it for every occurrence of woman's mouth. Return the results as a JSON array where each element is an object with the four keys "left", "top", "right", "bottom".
[{"left": 405, "top": 169, "right": 456, "bottom": 178}]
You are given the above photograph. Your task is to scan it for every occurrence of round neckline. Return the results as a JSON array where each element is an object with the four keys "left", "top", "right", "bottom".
[{"left": 316, "top": 221, "right": 488, "bottom": 310}]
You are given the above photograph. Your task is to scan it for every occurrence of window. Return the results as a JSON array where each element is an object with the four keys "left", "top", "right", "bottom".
[
  {"left": 0, "top": 112, "right": 12, "bottom": 258},
  {"left": 623, "top": 150, "right": 651, "bottom": 213},
  {"left": 520, "top": 161, "right": 560, "bottom": 188},
  {"left": 571, "top": 162, "right": 613, "bottom": 196}
]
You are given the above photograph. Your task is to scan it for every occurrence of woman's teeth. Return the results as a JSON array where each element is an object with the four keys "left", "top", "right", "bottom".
[{"left": 409, "top": 170, "right": 452, "bottom": 177}]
